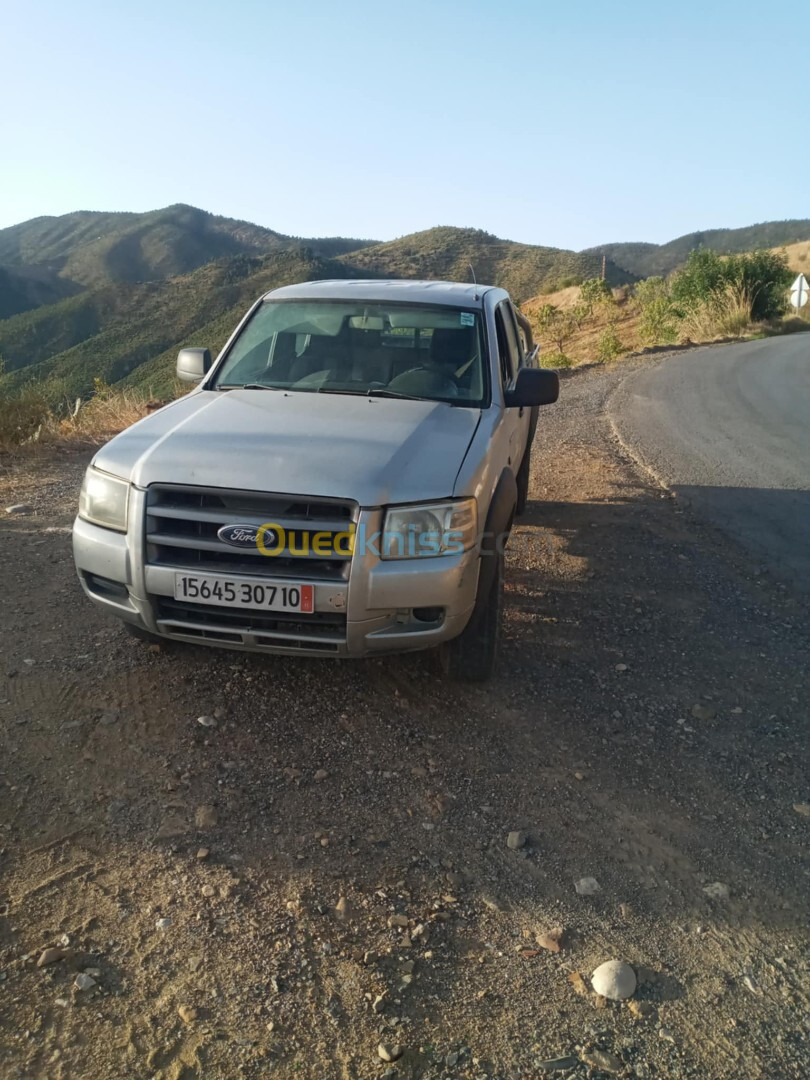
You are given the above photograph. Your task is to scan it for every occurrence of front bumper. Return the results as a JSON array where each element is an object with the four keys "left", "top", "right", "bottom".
[{"left": 72, "top": 504, "right": 480, "bottom": 658}]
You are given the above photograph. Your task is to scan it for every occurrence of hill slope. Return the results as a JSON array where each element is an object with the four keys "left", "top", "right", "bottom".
[
  {"left": 0, "top": 203, "right": 376, "bottom": 292},
  {"left": 339, "top": 227, "right": 633, "bottom": 302},
  {"left": 586, "top": 219, "right": 810, "bottom": 278},
  {"left": 0, "top": 250, "right": 355, "bottom": 401}
]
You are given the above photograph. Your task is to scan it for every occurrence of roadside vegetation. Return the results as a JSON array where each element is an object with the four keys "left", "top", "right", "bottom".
[{"left": 525, "top": 248, "right": 797, "bottom": 367}]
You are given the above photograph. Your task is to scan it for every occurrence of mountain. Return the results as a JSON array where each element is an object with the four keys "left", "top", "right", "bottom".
[
  {"left": 0, "top": 265, "right": 80, "bottom": 319},
  {"left": 339, "top": 227, "right": 632, "bottom": 302},
  {"left": 585, "top": 219, "right": 810, "bottom": 278},
  {"left": 0, "top": 203, "right": 375, "bottom": 305},
  {"left": 0, "top": 250, "right": 353, "bottom": 401}
]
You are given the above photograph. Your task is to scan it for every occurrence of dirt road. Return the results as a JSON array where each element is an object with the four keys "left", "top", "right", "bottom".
[{"left": 1, "top": 358, "right": 808, "bottom": 1079}]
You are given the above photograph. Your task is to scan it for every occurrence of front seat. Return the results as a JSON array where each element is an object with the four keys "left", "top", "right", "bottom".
[{"left": 428, "top": 327, "right": 474, "bottom": 380}]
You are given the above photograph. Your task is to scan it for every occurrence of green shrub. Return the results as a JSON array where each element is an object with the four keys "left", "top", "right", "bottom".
[
  {"left": 596, "top": 325, "right": 625, "bottom": 363},
  {"left": 634, "top": 277, "right": 679, "bottom": 345},
  {"left": 672, "top": 248, "right": 792, "bottom": 321}
]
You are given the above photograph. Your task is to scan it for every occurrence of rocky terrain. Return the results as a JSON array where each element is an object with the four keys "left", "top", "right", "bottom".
[{"left": 0, "top": 359, "right": 808, "bottom": 1079}]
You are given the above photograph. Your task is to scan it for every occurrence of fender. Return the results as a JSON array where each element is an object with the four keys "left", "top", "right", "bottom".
[{"left": 469, "top": 468, "right": 517, "bottom": 624}]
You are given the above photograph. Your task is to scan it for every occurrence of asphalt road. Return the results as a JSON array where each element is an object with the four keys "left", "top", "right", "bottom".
[{"left": 609, "top": 334, "right": 810, "bottom": 591}]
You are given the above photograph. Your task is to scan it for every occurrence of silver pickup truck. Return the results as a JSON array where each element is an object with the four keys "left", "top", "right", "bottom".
[{"left": 72, "top": 279, "right": 558, "bottom": 679}]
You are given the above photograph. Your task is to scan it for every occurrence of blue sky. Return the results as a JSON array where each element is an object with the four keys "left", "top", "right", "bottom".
[{"left": 2, "top": 0, "right": 807, "bottom": 249}]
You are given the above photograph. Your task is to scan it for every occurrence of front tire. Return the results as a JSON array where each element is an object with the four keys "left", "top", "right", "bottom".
[{"left": 439, "top": 550, "right": 503, "bottom": 682}]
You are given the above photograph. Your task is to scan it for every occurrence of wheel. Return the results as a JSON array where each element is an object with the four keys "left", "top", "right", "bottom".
[
  {"left": 124, "top": 622, "right": 163, "bottom": 644},
  {"left": 439, "top": 550, "right": 503, "bottom": 682},
  {"left": 515, "top": 445, "right": 531, "bottom": 517}
]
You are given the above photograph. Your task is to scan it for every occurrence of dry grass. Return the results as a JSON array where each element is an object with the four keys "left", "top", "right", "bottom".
[
  {"left": 0, "top": 386, "right": 157, "bottom": 453},
  {"left": 522, "top": 285, "right": 642, "bottom": 365},
  {"left": 680, "top": 282, "right": 754, "bottom": 341},
  {"left": 773, "top": 241, "right": 810, "bottom": 273}
]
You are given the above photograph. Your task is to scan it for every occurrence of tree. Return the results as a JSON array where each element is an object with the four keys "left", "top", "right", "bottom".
[{"left": 580, "top": 277, "right": 612, "bottom": 315}]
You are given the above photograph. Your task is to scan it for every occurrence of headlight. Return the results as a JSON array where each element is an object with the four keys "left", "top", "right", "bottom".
[
  {"left": 381, "top": 498, "right": 477, "bottom": 559},
  {"left": 79, "top": 467, "right": 130, "bottom": 532}
]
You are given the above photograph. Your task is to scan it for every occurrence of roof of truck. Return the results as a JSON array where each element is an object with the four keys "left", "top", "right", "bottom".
[{"left": 264, "top": 279, "right": 496, "bottom": 307}]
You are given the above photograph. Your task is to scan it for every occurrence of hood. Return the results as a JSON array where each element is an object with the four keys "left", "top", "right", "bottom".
[{"left": 93, "top": 389, "right": 481, "bottom": 506}]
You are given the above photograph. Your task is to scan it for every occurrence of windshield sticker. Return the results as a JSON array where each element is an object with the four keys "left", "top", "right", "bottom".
[{"left": 460, "top": 312, "right": 475, "bottom": 326}]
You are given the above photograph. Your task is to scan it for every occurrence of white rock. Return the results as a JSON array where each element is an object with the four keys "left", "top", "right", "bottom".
[
  {"left": 574, "top": 876, "right": 601, "bottom": 895},
  {"left": 73, "top": 973, "right": 96, "bottom": 991},
  {"left": 591, "top": 959, "right": 637, "bottom": 1000},
  {"left": 703, "top": 881, "right": 730, "bottom": 901},
  {"left": 197, "top": 715, "right": 217, "bottom": 728}
]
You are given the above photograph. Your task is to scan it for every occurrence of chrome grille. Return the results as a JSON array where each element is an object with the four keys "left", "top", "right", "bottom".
[
  {"left": 145, "top": 484, "right": 357, "bottom": 581},
  {"left": 155, "top": 598, "right": 346, "bottom": 652}
]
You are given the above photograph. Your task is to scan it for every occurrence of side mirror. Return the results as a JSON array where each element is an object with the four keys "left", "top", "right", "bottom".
[
  {"left": 504, "top": 367, "right": 559, "bottom": 408},
  {"left": 176, "top": 347, "right": 212, "bottom": 383}
]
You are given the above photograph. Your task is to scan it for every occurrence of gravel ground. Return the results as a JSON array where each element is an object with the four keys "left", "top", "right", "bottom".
[{"left": 0, "top": 360, "right": 808, "bottom": 1080}]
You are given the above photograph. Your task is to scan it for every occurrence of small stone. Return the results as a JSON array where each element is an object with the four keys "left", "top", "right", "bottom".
[
  {"left": 387, "top": 914, "right": 409, "bottom": 928},
  {"left": 37, "top": 948, "right": 69, "bottom": 967},
  {"left": 196, "top": 848, "right": 210, "bottom": 860},
  {"left": 591, "top": 960, "right": 637, "bottom": 1000},
  {"left": 731, "top": 706, "right": 743, "bottom": 715},
  {"left": 201, "top": 884, "right": 215, "bottom": 897},
  {"left": 703, "top": 881, "right": 730, "bottom": 901},
  {"left": 619, "top": 903, "right": 634, "bottom": 919},
  {"left": 372, "top": 993, "right": 387, "bottom": 1014},
  {"left": 574, "top": 771, "right": 585, "bottom": 781},
  {"left": 314, "top": 769, "right": 329, "bottom": 782},
  {"left": 581, "top": 1049, "right": 622, "bottom": 1072},
  {"left": 792, "top": 803, "right": 810, "bottom": 818},
  {"left": 178, "top": 1004, "right": 197, "bottom": 1024},
  {"left": 195, "top": 805, "right": 218, "bottom": 828},
  {"left": 54, "top": 998, "right": 69, "bottom": 1008},
  {"left": 6, "top": 504, "right": 32, "bottom": 515},
  {"left": 84, "top": 967, "right": 101, "bottom": 977},
  {"left": 156, "top": 815, "right": 188, "bottom": 840},
  {"left": 446, "top": 1050, "right": 460, "bottom": 1066},
  {"left": 615, "top": 663, "right": 628, "bottom": 672},
  {"left": 73, "top": 973, "right": 96, "bottom": 991},
  {"left": 378, "top": 1042, "right": 403, "bottom": 1062},
  {"left": 567, "top": 972, "right": 589, "bottom": 996},
  {"left": 155, "top": 917, "right": 172, "bottom": 930},
  {"left": 335, "top": 896, "right": 351, "bottom": 922},
  {"left": 537, "top": 1057, "right": 579, "bottom": 1073},
  {"left": 575, "top": 876, "right": 601, "bottom": 895},
  {"left": 691, "top": 704, "right": 717, "bottom": 722},
  {"left": 197, "top": 715, "right": 217, "bottom": 728},
  {"left": 658, "top": 1026, "right": 677, "bottom": 1044},
  {"left": 507, "top": 830, "right": 527, "bottom": 850},
  {"left": 535, "top": 927, "right": 565, "bottom": 953}
]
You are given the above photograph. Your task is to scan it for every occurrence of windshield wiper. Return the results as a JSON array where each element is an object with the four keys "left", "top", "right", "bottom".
[
  {"left": 217, "top": 383, "right": 283, "bottom": 391},
  {"left": 367, "top": 388, "right": 443, "bottom": 402}
]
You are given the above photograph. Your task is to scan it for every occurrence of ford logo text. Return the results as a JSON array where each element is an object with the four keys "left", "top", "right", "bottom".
[{"left": 217, "top": 524, "right": 275, "bottom": 548}]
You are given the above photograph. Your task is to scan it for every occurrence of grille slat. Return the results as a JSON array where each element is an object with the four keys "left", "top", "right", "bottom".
[{"left": 146, "top": 484, "right": 357, "bottom": 582}]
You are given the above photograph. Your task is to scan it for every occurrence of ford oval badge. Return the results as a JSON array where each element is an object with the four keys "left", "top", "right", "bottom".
[{"left": 217, "top": 524, "right": 272, "bottom": 548}]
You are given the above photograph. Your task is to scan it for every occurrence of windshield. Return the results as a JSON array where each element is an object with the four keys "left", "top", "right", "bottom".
[{"left": 211, "top": 299, "right": 489, "bottom": 406}]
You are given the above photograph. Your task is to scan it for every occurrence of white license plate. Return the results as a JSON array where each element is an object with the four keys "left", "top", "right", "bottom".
[{"left": 174, "top": 573, "right": 314, "bottom": 613}]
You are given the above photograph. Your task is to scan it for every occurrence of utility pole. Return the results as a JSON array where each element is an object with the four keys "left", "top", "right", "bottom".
[{"left": 601, "top": 254, "right": 606, "bottom": 281}]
